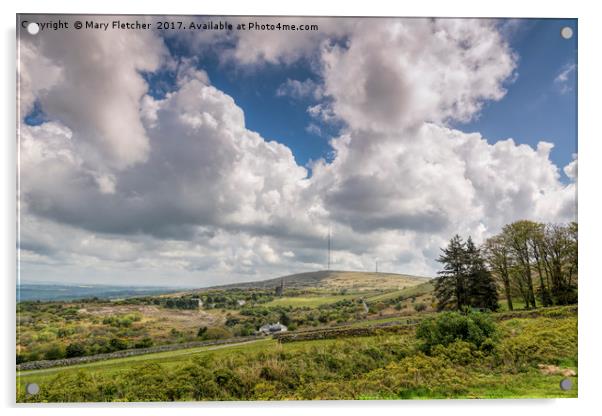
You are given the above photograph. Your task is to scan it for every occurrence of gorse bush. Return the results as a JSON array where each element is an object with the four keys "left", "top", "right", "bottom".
[
  {"left": 415, "top": 312, "right": 498, "bottom": 354},
  {"left": 497, "top": 317, "right": 577, "bottom": 372}
]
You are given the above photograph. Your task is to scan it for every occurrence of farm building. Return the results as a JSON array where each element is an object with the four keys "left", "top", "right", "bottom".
[{"left": 257, "top": 322, "right": 288, "bottom": 335}]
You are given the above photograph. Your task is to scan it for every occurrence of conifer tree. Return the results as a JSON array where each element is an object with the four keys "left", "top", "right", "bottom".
[
  {"left": 466, "top": 237, "right": 499, "bottom": 311},
  {"left": 435, "top": 235, "right": 469, "bottom": 311}
]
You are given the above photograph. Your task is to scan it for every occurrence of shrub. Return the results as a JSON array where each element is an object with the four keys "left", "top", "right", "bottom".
[
  {"left": 43, "top": 344, "right": 66, "bottom": 360},
  {"left": 109, "top": 337, "right": 128, "bottom": 351},
  {"left": 362, "top": 353, "right": 468, "bottom": 398},
  {"left": 65, "top": 342, "right": 86, "bottom": 358},
  {"left": 214, "top": 368, "right": 245, "bottom": 397},
  {"left": 430, "top": 340, "right": 476, "bottom": 365},
  {"left": 175, "top": 362, "right": 220, "bottom": 400},
  {"left": 416, "top": 311, "right": 497, "bottom": 354},
  {"left": 497, "top": 317, "right": 577, "bottom": 372},
  {"left": 198, "top": 326, "right": 231, "bottom": 340},
  {"left": 414, "top": 302, "right": 427, "bottom": 312},
  {"left": 134, "top": 337, "right": 154, "bottom": 349}
]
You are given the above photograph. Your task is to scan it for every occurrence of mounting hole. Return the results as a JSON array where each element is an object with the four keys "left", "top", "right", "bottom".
[
  {"left": 26, "top": 22, "right": 40, "bottom": 35},
  {"left": 561, "top": 26, "right": 573, "bottom": 40},
  {"left": 25, "top": 382, "right": 40, "bottom": 395},
  {"left": 560, "top": 378, "right": 573, "bottom": 391}
]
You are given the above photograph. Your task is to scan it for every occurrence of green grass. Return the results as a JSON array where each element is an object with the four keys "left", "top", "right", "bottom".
[
  {"left": 349, "top": 316, "right": 409, "bottom": 327},
  {"left": 264, "top": 294, "right": 361, "bottom": 307},
  {"left": 17, "top": 336, "right": 348, "bottom": 389},
  {"left": 17, "top": 338, "right": 274, "bottom": 387},
  {"left": 498, "top": 299, "right": 528, "bottom": 311},
  {"left": 347, "top": 314, "right": 431, "bottom": 328},
  {"left": 358, "top": 370, "right": 578, "bottom": 399},
  {"left": 366, "top": 281, "right": 434, "bottom": 302},
  {"left": 456, "top": 369, "right": 578, "bottom": 399}
]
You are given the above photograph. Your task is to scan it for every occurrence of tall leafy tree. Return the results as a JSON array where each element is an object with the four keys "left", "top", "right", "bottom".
[
  {"left": 567, "top": 222, "right": 578, "bottom": 291},
  {"left": 540, "top": 223, "right": 578, "bottom": 304},
  {"left": 530, "top": 223, "right": 553, "bottom": 306},
  {"left": 502, "top": 221, "right": 538, "bottom": 308},
  {"left": 483, "top": 234, "right": 513, "bottom": 310}
]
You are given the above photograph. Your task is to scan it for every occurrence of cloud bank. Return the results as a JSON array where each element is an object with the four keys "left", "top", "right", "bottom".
[{"left": 18, "top": 17, "right": 576, "bottom": 286}]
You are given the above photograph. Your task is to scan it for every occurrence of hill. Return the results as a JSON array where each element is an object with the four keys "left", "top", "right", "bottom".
[
  {"left": 17, "top": 283, "right": 182, "bottom": 302},
  {"left": 207, "top": 270, "right": 432, "bottom": 292}
]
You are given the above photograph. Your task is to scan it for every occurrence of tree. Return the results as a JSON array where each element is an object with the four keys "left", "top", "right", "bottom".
[
  {"left": 197, "top": 326, "right": 208, "bottom": 337},
  {"left": 483, "top": 234, "right": 513, "bottom": 310},
  {"left": 435, "top": 235, "right": 469, "bottom": 311},
  {"left": 466, "top": 237, "right": 499, "bottom": 311},
  {"left": 567, "top": 222, "right": 578, "bottom": 291},
  {"left": 529, "top": 223, "right": 553, "bottom": 306},
  {"left": 540, "top": 223, "right": 578, "bottom": 304},
  {"left": 484, "top": 220, "right": 577, "bottom": 309},
  {"left": 437, "top": 221, "right": 576, "bottom": 312},
  {"left": 502, "top": 221, "right": 538, "bottom": 308},
  {"left": 279, "top": 311, "right": 291, "bottom": 326}
]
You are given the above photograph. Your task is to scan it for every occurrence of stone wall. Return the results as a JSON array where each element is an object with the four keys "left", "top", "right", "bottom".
[{"left": 273, "top": 322, "right": 416, "bottom": 343}]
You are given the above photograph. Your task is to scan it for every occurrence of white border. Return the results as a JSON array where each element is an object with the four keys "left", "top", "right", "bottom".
[{"left": 2, "top": 1, "right": 600, "bottom": 415}]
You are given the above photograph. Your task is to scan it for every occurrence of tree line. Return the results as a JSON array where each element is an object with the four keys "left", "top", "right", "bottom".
[{"left": 435, "top": 220, "right": 577, "bottom": 311}]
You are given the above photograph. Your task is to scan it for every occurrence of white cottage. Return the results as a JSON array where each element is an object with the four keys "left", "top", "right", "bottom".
[{"left": 257, "top": 322, "right": 288, "bottom": 335}]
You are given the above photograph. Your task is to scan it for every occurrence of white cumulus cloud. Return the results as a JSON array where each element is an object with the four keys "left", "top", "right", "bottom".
[{"left": 18, "top": 17, "right": 576, "bottom": 286}]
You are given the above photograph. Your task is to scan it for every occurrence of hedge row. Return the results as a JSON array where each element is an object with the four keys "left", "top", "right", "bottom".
[{"left": 17, "top": 336, "right": 263, "bottom": 371}]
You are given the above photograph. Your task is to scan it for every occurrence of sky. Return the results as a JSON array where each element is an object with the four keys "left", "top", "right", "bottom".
[{"left": 18, "top": 16, "right": 577, "bottom": 287}]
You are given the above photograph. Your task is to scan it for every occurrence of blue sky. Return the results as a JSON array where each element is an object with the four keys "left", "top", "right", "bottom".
[
  {"left": 25, "top": 18, "right": 577, "bottom": 173},
  {"left": 460, "top": 19, "right": 577, "bottom": 174},
  {"left": 151, "top": 35, "right": 336, "bottom": 169},
  {"left": 142, "top": 18, "right": 577, "bottom": 176}
]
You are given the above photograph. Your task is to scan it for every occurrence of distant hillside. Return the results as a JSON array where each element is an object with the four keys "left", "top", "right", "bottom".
[
  {"left": 207, "top": 270, "right": 432, "bottom": 292},
  {"left": 17, "top": 283, "right": 181, "bottom": 302}
]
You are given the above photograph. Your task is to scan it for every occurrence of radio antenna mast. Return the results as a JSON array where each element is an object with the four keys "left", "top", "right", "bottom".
[{"left": 327, "top": 227, "right": 331, "bottom": 271}]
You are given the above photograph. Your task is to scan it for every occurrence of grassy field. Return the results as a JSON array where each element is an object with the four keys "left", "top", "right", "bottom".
[
  {"left": 17, "top": 271, "right": 433, "bottom": 365},
  {"left": 17, "top": 307, "right": 577, "bottom": 401},
  {"left": 16, "top": 268, "right": 577, "bottom": 402},
  {"left": 17, "top": 339, "right": 273, "bottom": 387},
  {"left": 366, "top": 281, "right": 435, "bottom": 302},
  {"left": 213, "top": 270, "right": 430, "bottom": 292},
  {"left": 264, "top": 294, "right": 363, "bottom": 308},
  {"left": 319, "top": 271, "right": 430, "bottom": 291}
]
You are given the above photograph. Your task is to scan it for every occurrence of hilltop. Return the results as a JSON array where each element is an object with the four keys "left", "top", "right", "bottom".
[{"left": 207, "top": 270, "right": 432, "bottom": 292}]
